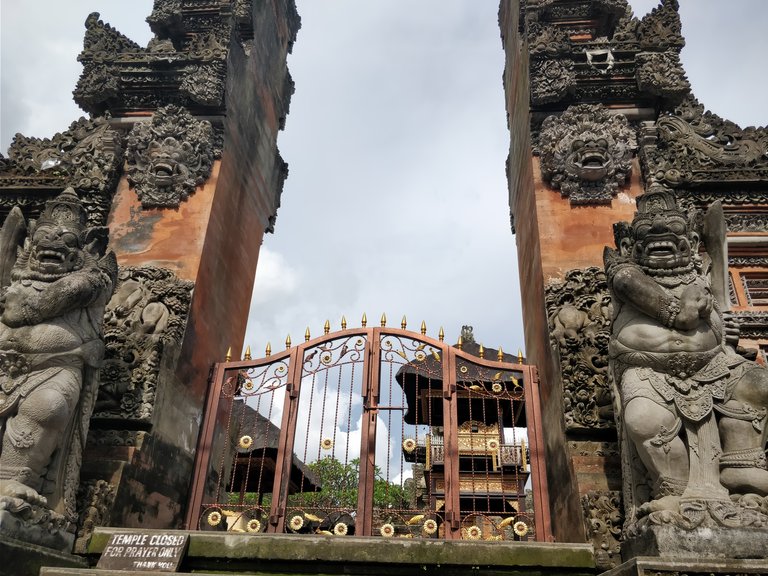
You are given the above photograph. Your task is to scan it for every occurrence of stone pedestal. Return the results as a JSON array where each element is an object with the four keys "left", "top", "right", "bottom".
[
  {"left": 602, "top": 556, "right": 768, "bottom": 576},
  {"left": 0, "top": 508, "right": 73, "bottom": 552},
  {"left": 622, "top": 525, "right": 768, "bottom": 562},
  {"left": 0, "top": 536, "right": 87, "bottom": 576}
]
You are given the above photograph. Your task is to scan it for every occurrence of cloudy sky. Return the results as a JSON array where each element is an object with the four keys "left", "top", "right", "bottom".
[{"left": 2, "top": 1, "right": 766, "bottom": 361}]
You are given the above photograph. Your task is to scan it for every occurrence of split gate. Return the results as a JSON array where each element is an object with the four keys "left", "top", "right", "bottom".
[{"left": 186, "top": 325, "right": 551, "bottom": 541}]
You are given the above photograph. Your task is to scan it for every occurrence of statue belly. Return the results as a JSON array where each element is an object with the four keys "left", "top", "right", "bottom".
[
  {"left": 0, "top": 320, "right": 88, "bottom": 354},
  {"left": 614, "top": 313, "right": 719, "bottom": 353}
]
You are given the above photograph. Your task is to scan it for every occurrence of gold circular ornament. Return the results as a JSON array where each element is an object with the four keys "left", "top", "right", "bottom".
[
  {"left": 459, "top": 365, "right": 468, "bottom": 374},
  {"left": 246, "top": 519, "right": 262, "bottom": 533},
  {"left": 422, "top": 519, "right": 438, "bottom": 535},
  {"left": 491, "top": 382, "right": 503, "bottom": 394},
  {"left": 402, "top": 438, "right": 417, "bottom": 453},
  {"left": 333, "top": 522, "right": 348, "bottom": 536},
  {"left": 415, "top": 350, "right": 426, "bottom": 361},
  {"left": 289, "top": 515, "right": 304, "bottom": 531},
  {"left": 276, "top": 365, "right": 286, "bottom": 373},
  {"left": 239, "top": 435, "right": 253, "bottom": 449},
  {"left": 513, "top": 521, "right": 529, "bottom": 537},
  {"left": 380, "top": 523, "right": 395, "bottom": 537},
  {"left": 488, "top": 439, "right": 499, "bottom": 450},
  {"left": 207, "top": 510, "right": 222, "bottom": 527},
  {"left": 465, "top": 525, "right": 482, "bottom": 540},
  {"left": 322, "top": 354, "right": 332, "bottom": 365},
  {"left": 321, "top": 438, "right": 334, "bottom": 450},
  {"left": 243, "top": 379, "right": 255, "bottom": 391}
]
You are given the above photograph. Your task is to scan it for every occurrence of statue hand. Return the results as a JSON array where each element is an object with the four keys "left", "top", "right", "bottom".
[{"left": 675, "top": 284, "right": 712, "bottom": 330}]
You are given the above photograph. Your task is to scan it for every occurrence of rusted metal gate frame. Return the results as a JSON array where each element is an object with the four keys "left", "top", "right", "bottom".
[{"left": 185, "top": 327, "right": 552, "bottom": 541}]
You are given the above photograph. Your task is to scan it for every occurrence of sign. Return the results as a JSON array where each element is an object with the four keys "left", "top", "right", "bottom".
[{"left": 96, "top": 532, "right": 189, "bottom": 572}]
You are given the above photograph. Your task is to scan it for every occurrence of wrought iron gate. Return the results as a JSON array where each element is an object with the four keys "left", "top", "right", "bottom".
[{"left": 186, "top": 324, "right": 551, "bottom": 541}]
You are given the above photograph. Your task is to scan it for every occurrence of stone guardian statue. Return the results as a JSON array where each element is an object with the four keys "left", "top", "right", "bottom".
[
  {"left": 0, "top": 187, "right": 116, "bottom": 549},
  {"left": 604, "top": 185, "right": 768, "bottom": 537}
]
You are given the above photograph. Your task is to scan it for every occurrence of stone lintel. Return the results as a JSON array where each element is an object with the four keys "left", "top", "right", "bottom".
[
  {"left": 622, "top": 525, "right": 768, "bottom": 563},
  {"left": 84, "top": 527, "right": 595, "bottom": 574},
  {"left": 601, "top": 556, "right": 768, "bottom": 576}
]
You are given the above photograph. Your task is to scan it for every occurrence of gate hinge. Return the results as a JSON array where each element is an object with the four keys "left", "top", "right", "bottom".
[
  {"left": 443, "top": 384, "right": 456, "bottom": 399},
  {"left": 288, "top": 383, "right": 298, "bottom": 399}
]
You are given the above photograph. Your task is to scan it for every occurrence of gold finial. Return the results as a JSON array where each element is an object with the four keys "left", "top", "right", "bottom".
[
  {"left": 497, "top": 346, "right": 504, "bottom": 362},
  {"left": 244, "top": 346, "right": 252, "bottom": 361},
  {"left": 518, "top": 349, "right": 523, "bottom": 364},
  {"left": 457, "top": 335, "right": 463, "bottom": 350},
  {"left": 324, "top": 320, "right": 330, "bottom": 335},
  {"left": 362, "top": 313, "right": 367, "bottom": 327},
  {"left": 341, "top": 315, "right": 347, "bottom": 330},
  {"left": 420, "top": 321, "right": 427, "bottom": 335},
  {"left": 225, "top": 346, "right": 232, "bottom": 362},
  {"left": 285, "top": 335, "right": 291, "bottom": 349},
  {"left": 438, "top": 327, "right": 444, "bottom": 342},
  {"left": 401, "top": 315, "right": 407, "bottom": 330},
  {"left": 305, "top": 327, "right": 311, "bottom": 342},
  {"left": 265, "top": 342, "right": 272, "bottom": 357},
  {"left": 479, "top": 344, "right": 485, "bottom": 359},
  {"left": 380, "top": 313, "right": 387, "bottom": 327}
]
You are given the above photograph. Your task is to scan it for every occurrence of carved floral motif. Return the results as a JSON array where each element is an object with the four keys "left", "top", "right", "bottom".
[
  {"left": 582, "top": 490, "right": 623, "bottom": 569},
  {"left": 530, "top": 60, "right": 576, "bottom": 106},
  {"left": 545, "top": 267, "right": 614, "bottom": 430},
  {"left": 536, "top": 104, "right": 637, "bottom": 205},
  {"left": 126, "top": 105, "right": 220, "bottom": 209}
]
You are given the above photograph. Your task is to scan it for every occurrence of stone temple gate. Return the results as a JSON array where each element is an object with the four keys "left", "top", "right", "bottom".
[{"left": 0, "top": 1, "right": 767, "bottom": 575}]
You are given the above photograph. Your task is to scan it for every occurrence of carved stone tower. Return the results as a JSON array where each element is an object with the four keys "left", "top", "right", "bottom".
[
  {"left": 0, "top": 0, "right": 300, "bottom": 545},
  {"left": 500, "top": 0, "right": 768, "bottom": 569}
]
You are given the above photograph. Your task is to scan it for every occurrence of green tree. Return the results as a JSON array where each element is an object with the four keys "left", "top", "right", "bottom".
[{"left": 288, "top": 457, "right": 408, "bottom": 511}]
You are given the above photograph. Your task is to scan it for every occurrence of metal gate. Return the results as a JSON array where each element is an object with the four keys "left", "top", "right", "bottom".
[{"left": 186, "top": 323, "right": 551, "bottom": 541}]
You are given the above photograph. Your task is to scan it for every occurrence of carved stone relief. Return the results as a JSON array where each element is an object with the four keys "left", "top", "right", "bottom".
[
  {"left": 94, "top": 266, "right": 194, "bottom": 422},
  {"left": 74, "top": 479, "right": 115, "bottom": 553},
  {"left": 0, "top": 115, "right": 123, "bottom": 225},
  {"left": 530, "top": 60, "right": 576, "bottom": 106},
  {"left": 545, "top": 267, "right": 614, "bottom": 431},
  {"left": 125, "top": 105, "right": 220, "bottom": 209},
  {"left": 635, "top": 51, "right": 689, "bottom": 100},
  {"left": 73, "top": 9, "right": 236, "bottom": 115},
  {"left": 536, "top": 104, "right": 637, "bottom": 205},
  {"left": 643, "top": 98, "right": 768, "bottom": 188},
  {"left": 582, "top": 490, "right": 623, "bottom": 569}
]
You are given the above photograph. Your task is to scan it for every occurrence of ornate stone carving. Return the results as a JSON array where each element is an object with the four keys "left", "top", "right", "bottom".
[
  {"left": 643, "top": 98, "right": 768, "bottom": 189},
  {"left": 636, "top": 0, "right": 684, "bottom": 51},
  {"left": 546, "top": 267, "right": 614, "bottom": 431},
  {"left": 179, "top": 61, "right": 226, "bottom": 107},
  {"left": 536, "top": 104, "right": 637, "bottom": 205},
  {"left": 605, "top": 185, "right": 768, "bottom": 536},
  {"left": 95, "top": 266, "right": 193, "bottom": 421},
  {"left": 86, "top": 429, "right": 147, "bottom": 448},
  {"left": 126, "top": 105, "right": 219, "bottom": 209},
  {"left": 0, "top": 188, "right": 116, "bottom": 549},
  {"left": 74, "top": 479, "right": 115, "bottom": 553},
  {"left": 78, "top": 12, "right": 143, "bottom": 61},
  {"left": 636, "top": 51, "right": 689, "bottom": 101},
  {"left": 582, "top": 490, "right": 623, "bottom": 569},
  {"left": 527, "top": 23, "right": 571, "bottom": 58},
  {"left": 0, "top": 116, "right": 123, "bottom": 226},
  {"left": 73, "top": 6, "right": 243, "bottom": 116},
  {"left": 530, "top": 59, "right": 576, "bottom": 106}
]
